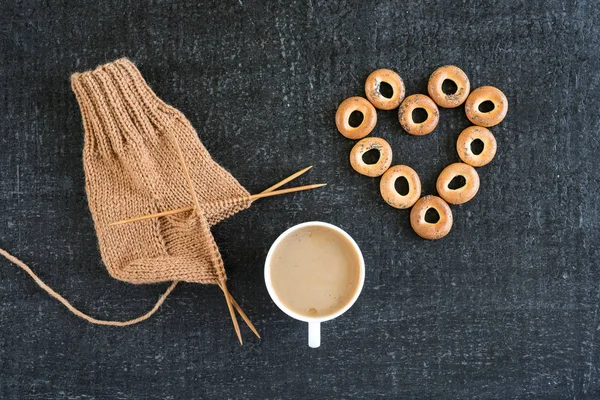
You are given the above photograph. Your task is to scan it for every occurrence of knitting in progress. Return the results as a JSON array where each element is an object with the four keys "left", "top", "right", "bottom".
[
  {"left": 72, "top": 58, "right": 254, "bottom": 285},
  {"left": 0, "top": 58, "right": 324, "bottom": 343}
]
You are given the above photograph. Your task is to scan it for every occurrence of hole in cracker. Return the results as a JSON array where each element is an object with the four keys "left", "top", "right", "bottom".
[
  {"left": 394, "top": 176, "right": 409, "bottom": 196},
  {"left": 425, "top": 208, "right": 440, "bottom": 223},
  {"left": 478, "top": 100, "right": 495, "bottom": 113},
  {"left": 412, "top": 107, "right": 428, "bottom": 124},
  {"left": 348, "top": 110, "right": 364, "bottom": 127},
  {"left": 362, "top": 149, "right": 380, "bottom": 165},
  {"left": 470, "top": 139, "right": 484, "bottom": 155},
  {"left": 379, "top": 82, "right": 394, "bottom": 99},
  {"left": 448, "top": 175, "right": 467, "bottom": 190},
  {"left": 442, "top": 79, "right": 458, "bottom": 95}
]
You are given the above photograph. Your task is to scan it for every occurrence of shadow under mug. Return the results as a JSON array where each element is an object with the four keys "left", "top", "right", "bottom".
[{"left": 264, "top": 221, "right": 365, "bottom": 348}]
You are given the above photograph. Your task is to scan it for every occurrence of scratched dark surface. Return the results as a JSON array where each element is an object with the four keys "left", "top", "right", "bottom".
[{"left": 0, "top": 1, "right": 599, "bottom": 399}]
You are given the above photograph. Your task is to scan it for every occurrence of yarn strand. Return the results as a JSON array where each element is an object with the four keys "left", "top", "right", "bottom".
[{"left": 0, "top": 247, "right": 177, "bottom": 326}]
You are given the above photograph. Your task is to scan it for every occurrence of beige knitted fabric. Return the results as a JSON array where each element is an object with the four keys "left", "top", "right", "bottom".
[{"left": 71, "top": 58, "right": 252, "bottom": 285}]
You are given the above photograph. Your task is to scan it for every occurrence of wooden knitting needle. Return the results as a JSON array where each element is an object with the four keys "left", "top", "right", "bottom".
[
  {"left": 109, "top": 166, "right": 317, "bottom": 226},
  {"left": 253, "top": 183, "right": 326, "bottom": 200},
  {"left": 219, "top": 281, "right": 243, "bottom": 345},
  {"left": 165, "top": 131, "right": 243, "bottom": 344},
  {"left": 168, "top": 131, "right": 260, "bottom": 343},
  {"left": 108, "top": 183, "right": 327, "bottom": 226},
  {"left": 225, "top": 289, "right": 261, "bottom": 339},
  {"left": 109, "top": 206, "right": 194, "bottom": 226},
  {"left": 260, "top": 165, "right": 312, "bottom": 194}
]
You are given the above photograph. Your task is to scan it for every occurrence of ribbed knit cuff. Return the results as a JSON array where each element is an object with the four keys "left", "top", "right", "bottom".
[
  {"left": 71, "top": 58, "right": 176, "bottom": 153},
  {"left": 72, "top": 57, "right": 165, "bottom": 109}
]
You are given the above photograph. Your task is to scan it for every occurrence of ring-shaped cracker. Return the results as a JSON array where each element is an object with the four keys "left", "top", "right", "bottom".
[
  {"left": 335, "top": 96, "right": 378, "bottom": 139},
  {"left": 410, "top": 195, "right": 453, "bottom": 240},
  {"left": 349, "top": 137, "right": 393, "bottom": 177},
  {"left": 464, "top": 86, "right": 508, "bottom": 127},
  {"left": 398, "top": 94, "right": 440, "bottom": 136},
  {"left": 365, "top": 69, "right": 406, "bottom": 110},
  {"left": 379, "top": 165, "right": 421, "bottom": 209},
  {"left": 427, "top": 65, "right": 470, "bottom": 108},
  {"left": 456, "top": 126, "right": 497, "bottom": 167},
  {"left": 436, "top": 163, "right": 480, "bottom": 205}
]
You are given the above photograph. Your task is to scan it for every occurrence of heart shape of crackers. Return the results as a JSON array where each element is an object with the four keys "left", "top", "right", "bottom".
[{"left": 335, "top": 66, "right": 508, "bottom": 240}]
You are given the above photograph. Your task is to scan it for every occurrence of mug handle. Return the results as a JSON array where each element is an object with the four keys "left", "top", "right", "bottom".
[{"left": 308, "top": 321, "right": 321, "bottom": 348}]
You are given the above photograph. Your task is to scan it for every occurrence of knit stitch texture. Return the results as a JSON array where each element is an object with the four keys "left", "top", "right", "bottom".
[{"left": 71, "top": 58, "right": 252, "bottom": 284}]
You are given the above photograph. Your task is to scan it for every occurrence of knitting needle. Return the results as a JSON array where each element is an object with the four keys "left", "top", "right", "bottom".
[
  {"left": 169, "top": 131, "right": 257, "bottom": 343},
  {"left": 227, "top": 290, "right": 261, "bottom": 339},
  {"left": 108, "top": 183, "right": 327, "bottom": 226},
  {"left": 109, "top": 166, "right": 319, "bottom": 226},
  {"left": 219, "top": 281, "right": 243, "bottom": 345},
  {"left": 251, "top": 183, "right": 326, "bottom": 201},
  {"left": 260, "top": 165, "right": 312, "bottom": 194},
  {"left": 109, "top": 206, "right": 193, "bottom": 226},
  {"left": 168, "top": 132, "right": 245, "bottom": 344}
]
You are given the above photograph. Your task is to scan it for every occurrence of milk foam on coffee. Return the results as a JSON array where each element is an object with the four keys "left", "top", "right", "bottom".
[{"left": 269, "top": 226, "right": 361, "bottom": 318}]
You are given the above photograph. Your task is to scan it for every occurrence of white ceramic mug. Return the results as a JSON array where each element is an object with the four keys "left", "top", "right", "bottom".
[{"left": 264, "top": 221, "right": 365, "bottom": 348}]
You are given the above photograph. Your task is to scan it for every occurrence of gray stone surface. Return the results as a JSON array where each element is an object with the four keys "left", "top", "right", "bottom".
[{"left": 1, "top": 0, "right": 599, "bottom": 398}]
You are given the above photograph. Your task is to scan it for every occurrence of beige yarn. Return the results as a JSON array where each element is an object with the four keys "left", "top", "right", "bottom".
[{"left": 0, "top": 59, "right": 255, "bottom": 327}]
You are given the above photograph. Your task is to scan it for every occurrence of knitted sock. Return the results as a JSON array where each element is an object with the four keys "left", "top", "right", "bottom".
[{"left": 71, "top": 58, "right": 252, "bottom": 284}]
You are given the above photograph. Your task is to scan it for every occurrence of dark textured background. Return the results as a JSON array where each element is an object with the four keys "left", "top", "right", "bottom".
[{"left": 1, "top": 0, "right": 599, "bottom": 399}]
